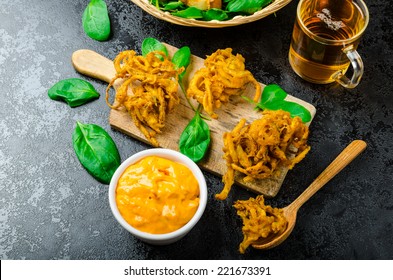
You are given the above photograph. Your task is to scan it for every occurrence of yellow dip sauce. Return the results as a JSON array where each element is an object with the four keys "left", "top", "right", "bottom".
[{"left": 116, "top": 156, "right": 200, "bottom": 234}]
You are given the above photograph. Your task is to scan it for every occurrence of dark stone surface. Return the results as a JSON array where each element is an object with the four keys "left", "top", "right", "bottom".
[{"left": 0, "top": 0, "right": 392, "bottom": 260}]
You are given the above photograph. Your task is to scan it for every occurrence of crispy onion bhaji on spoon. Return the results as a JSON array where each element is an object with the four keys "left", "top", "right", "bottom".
[
  {"left": 187, "top": 48, "right": 261, "bottom": 119},
  {"left": 106, "top": 50, "right": 183, "bottom": 147},
  {"left": 234, "top": 195, "right": 287, "bottom": 254},
  {"left": 216, "top": 110, "right": 311, "bottom": 200}
]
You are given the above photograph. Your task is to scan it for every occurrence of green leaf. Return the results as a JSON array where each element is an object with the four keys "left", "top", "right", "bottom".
[
  {"left": 203, "top": 9, "right": 229, "bottom": 21},
  {"left": 258, "top": 84, "right": 287, "bottom": 109},
  {"left": 82, "top": 0, "right": 111, "bottom": 41},
  {"left": 172, "top": 46, "right": 191, "bottom": 80},
  {"left": 163, "top": 1, "right": 186, "bottom": 11},
  {"left": 179, "top": 111, "right": 211, "bottom": 163},
  {"left": 48, "top": 78, "right": 100, "bottom": 107},
  {"left": 256, "top": 84, "right": 312, "bottom": 123},
  {"left": 279, "top": 101, "right": 312, "bottom": 123},
  {"left": 154, "top": 0, "right": 274, "bottom": 21},
  {"left": 172, "top": 46, "right": 197, "bottom": 112},
  {"left": 73, "top": 121, "right": 121, "bottom": 184},
  {"left": 172, "top": 6, "right": 204, "bottom": 19},
  {"left": 141, "top": 37, "right": 169, "bottom": 57},
  {"left": 226, "top": 0, "right": 272, "bottom": 14}
]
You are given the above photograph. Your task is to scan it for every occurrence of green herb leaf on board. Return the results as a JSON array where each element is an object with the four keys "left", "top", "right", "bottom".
[
  {"left": 257, "top": 84, "right": 312, "bottom": 122},
  {"left": 172, "top": 46, "right": 191, "bottom": 81},
  {"left": 179, "top": 110, "right": 211, "bottom": 163},
  {"left": 141, "top": 37, "right": 169, "bottom": 59}
]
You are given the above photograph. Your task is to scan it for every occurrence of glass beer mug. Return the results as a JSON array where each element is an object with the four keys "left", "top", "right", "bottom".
[{"left": 289, "top": 0, "right": 369, "bottom": 88}]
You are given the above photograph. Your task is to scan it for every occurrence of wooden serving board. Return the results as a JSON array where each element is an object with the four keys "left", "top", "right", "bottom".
[{"left": 72, "top": 44, "right": 316, "bottom": 198}]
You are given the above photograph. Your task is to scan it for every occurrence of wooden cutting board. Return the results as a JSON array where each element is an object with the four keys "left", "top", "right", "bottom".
[{"left": 72, "top": 44, "right": 316, "bottom": 198}]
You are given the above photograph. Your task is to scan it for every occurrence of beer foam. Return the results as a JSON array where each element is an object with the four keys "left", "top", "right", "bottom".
[{"left": 317, "top": 8, "right": 345, "bottom": 31}]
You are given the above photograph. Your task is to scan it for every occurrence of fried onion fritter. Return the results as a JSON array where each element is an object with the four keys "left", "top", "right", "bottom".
[
  {"left": 187, "top": 48, "right": 261, "bottom": 119},
  {"left": 216, "top": 110, "right": 310, "bottom": 200},
  {"left": 234, "top": 195, "right": 287, "bottom": 254},
  {"left": 106, "top": 50, "right": 183, "bottom": 147}
]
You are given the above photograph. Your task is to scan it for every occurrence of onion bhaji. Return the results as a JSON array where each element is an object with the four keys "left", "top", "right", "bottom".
[
  {"left": 106, "top": 50, "right": 183, "bottom": 147},
  {"left": 187, "top": 48, "right": 261, "bottom": 119},
  {"left": 216, "top": 109, "right": 311, "bottom": 200},
  {"left": 234, "top": 195, "right": 287, "bottom": 254}
]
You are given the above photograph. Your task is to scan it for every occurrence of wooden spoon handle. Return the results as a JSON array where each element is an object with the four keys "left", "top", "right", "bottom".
[
  {"left": 289, "top": 140, "right": 367, "bottom": 211},
  {"left": 71, "top": 49, "right": 116, "bottom": 84}
]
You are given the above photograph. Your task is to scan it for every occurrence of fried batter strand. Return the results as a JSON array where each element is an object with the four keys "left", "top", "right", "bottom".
[
  {"left": 106, "top": 50, "right": 183, "bottom": 147},
  {"left": 216, "top": 110, "right": 310, "bottom": 200},
  {"left": 187, "top": 48, "right": 261, "bottom": 118},
  {"left": 234, "top": 195, "right": 287, "bottom": 254}
]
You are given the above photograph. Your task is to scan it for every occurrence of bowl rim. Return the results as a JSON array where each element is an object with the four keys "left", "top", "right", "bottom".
[
  {"left": 108, "top": 148, "right": 208, "bottom": 241},
  {"left": 130, "top": 0, "right": 293, "bottom": 28}
]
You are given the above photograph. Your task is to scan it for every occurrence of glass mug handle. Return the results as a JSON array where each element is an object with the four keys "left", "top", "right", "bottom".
[{"left": 333, "top": 45, "right": 364, "bottom": 89}]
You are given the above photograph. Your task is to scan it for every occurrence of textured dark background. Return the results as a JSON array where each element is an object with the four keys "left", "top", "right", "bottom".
[{"left": 0, "top": 0, "right": 392, "bottom": 260}]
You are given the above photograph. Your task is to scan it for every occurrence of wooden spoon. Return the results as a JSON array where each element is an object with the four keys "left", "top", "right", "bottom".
[{"left": 252, "top": 139, "right": 367, "bottom": 250}]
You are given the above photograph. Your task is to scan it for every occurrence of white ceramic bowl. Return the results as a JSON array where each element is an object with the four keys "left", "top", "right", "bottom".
[{"left": 109, "top": 148, "right": 207, "bottom": 245}]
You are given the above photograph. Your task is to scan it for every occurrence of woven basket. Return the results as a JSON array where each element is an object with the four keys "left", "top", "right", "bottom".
[{"left": 130, "top": 0, "right": 292, "bottom": 28}]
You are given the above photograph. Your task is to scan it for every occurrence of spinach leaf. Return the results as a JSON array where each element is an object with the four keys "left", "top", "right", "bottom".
[
  {"left": 151, "top": 0, "right": 274, "bottom": 21},
  {"left": 171, "top": 46, "right": 191, "bottom": 81},
  {"left": 258, "top": 84, "right": 287, "bottom": 107},
  {"left": 48, "top": 78, "right": 100, "bottom": 107},
  {"left": 163, "top": 1, "right": 186, "bottom": 10},
  {"left": 203, "top": 9, "right": 229, "bottom": 21},
  {"left": 171, "top": 46, "right": 198, "bottom": 112},
  {"left": 256, "top": 84, "right": 312, "bottom": 123},
  {"left": 279, "top": 101, "right": 312, "bottom": 123},
  {"left": 82, "top": 0, "right": 111, "bottom": 41},
  {"left": 172, "top": 7, "right": 204, "bottom": 19},
  {"left": 226, "top": 0, "right": 272, "bottom": 14},
  {"left": 141, "top": 37, "right": 169, "bottom": 58},
  {"left": 73, "top": 121, "right": 121, "bottom": 184},
  {"left": 179, "top": 110, "right": 211, "bottom": 163}
]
